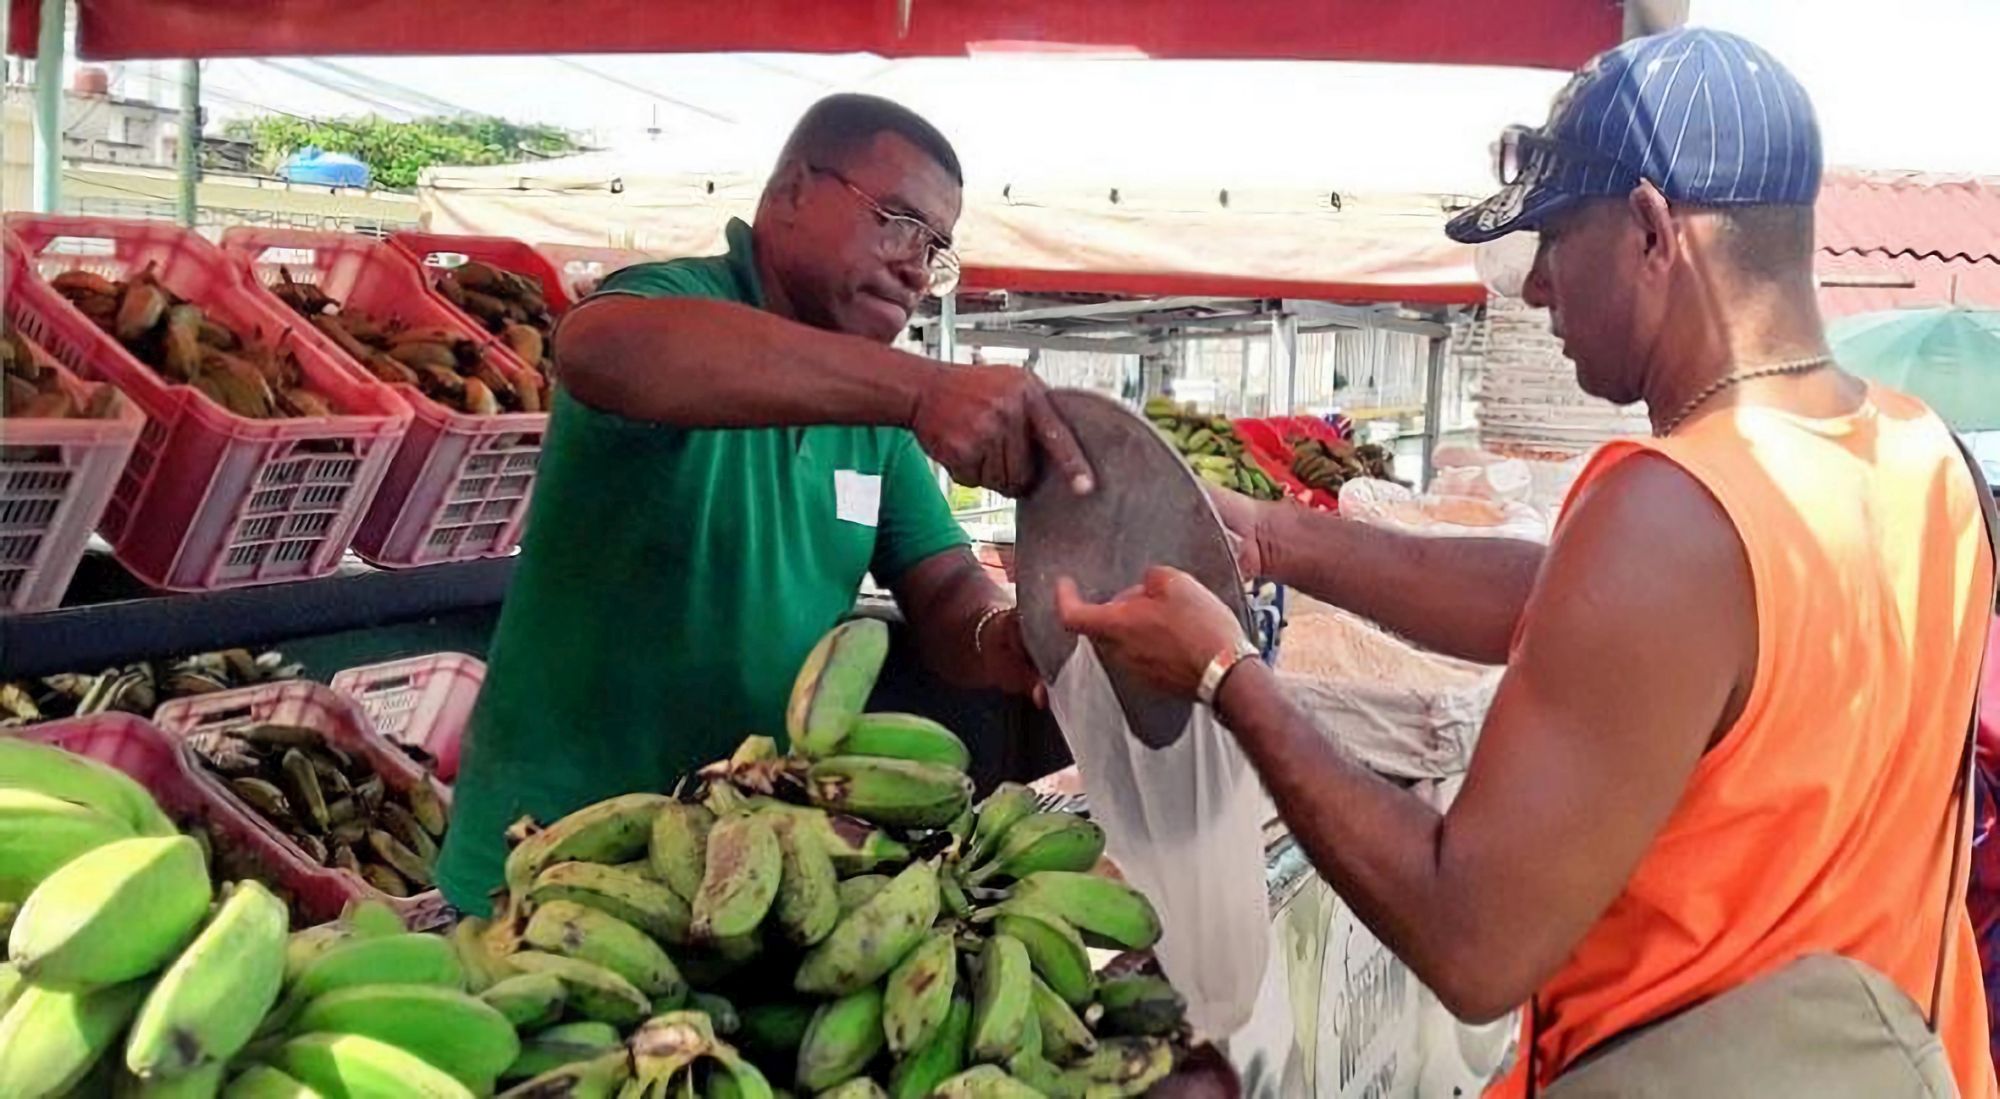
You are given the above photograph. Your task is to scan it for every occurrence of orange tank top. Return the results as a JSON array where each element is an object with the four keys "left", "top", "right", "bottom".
[{"left": 1499, "top": 386, "right": 1996, "bottom": 1098}]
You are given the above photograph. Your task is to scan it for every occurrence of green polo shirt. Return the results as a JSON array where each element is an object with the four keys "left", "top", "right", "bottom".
[{"left": 436, "top": 219, "right": 967, "bottom": 913}]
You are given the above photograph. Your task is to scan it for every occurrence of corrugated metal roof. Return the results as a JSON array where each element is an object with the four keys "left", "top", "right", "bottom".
[{"left": 1815, "top": 169, "right": 2000, "bottom": 317}]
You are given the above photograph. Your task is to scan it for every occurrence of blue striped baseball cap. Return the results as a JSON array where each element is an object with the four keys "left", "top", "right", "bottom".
[{"left": 1446, "top": 27, "right": 1822, "bottom": 244}]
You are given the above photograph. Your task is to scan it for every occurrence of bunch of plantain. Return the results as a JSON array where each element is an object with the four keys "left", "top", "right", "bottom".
[
  {"left": 268, "top": 266, "right": 550, "bottom": 417},
  {"left": 1287, "top": 434, "right": 1398, "bottom": 494},
  {"left": 430, "top": 260, "right": 558, "bottom": 381},
  {"left": 0, "top": 646, "right": 302, "bottom": 730},
  {"left": 1141, "top": 396, "right": 1282, "bottom": 501},
  {"left": 1, "top": 325, "right": 125, "bottom": 420},
  {"left": 184, "top": 721, "right": 450, "bottom": 900},
  {"left": 49, "top": 264, "right": 338, "bottom": 420}
]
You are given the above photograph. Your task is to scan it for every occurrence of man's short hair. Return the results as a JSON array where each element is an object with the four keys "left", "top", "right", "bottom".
[
  {"left": 776, "top": 94, "right": 963, "bottom": 186},
  {"left": 1707, "top": 204, "right": 1816, "bottom": 284}
]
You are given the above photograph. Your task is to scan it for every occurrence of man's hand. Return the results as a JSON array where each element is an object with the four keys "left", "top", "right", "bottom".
[
  {"left": 1204, "top": 484, "right": 1272, "bottom": 580},
  {"left": 911, "top": 366, "right": 1094, "bottom": 498},
  {"left": 977, "top": 607, "right": 1048, "bottom": 707},
  {"left": 1055, "top": 567, "right": 1249, "bottom": 699}
]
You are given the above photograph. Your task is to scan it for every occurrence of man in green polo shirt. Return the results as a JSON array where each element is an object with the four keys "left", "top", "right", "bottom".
[{"left": 437, "top": 95, "right": 1091, "bottom": 914}]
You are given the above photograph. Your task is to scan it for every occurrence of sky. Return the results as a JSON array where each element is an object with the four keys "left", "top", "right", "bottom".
[{"left": 98, "top": 0, "right": 2000, "bottom": 190}]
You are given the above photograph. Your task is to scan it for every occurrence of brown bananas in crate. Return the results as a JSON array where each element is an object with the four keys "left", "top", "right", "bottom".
[
  {"left": 51, "top": 263, "right": 334, "bottom": 420},
  {"left": 0, "top": 325, "right": 123, "bottom": 419},
  {"left": 433, "top": 260, "right": 558, "bottom": 381},
  {"left": 268, "top": 266, "right": 545, "bottom": 417},
  {"left": 1287, "top": 436, "right": 1399, "bottom": 494},
  {"left": 185, "top": 721, "right": 448, "bottom": 896},
  {"left": 0, "top": 648, "right": 300, "bottom": 729}
]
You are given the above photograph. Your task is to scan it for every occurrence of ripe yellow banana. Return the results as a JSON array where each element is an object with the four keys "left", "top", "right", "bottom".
[
  {"left": 479, "top": 971, "right": 567, "bottom": 1029},
  {"left": 0, "top": 788, "right": 135, "bottom": 903},
  {"left": 529, "top": 860, "right": 692, "bottom": 945},
  {"left": 289, "top": 932, "right": 464, "bottom": 1002},
  {"left": 523, "top": 899, "right": 686, "bottom": 1000},
  {"left": 1005, "top": 871, "right": 1162, "bottom": 951},
  {"left": 10, "top": 834, "right": 212, "bottom": 989},
  {"left": 220, "top": 1063, "right": 319, "bottom": 1097},
  {"left": 928, "top": 1065, "right": 1044, "bottom": 1098},
  {"left": 503, "top": 794, "right": 673, "bottom": 900},
  {"left": 499, "top": 1020, "right": 623, "bottom": 1083},
  {"left": 968, "top": 934, "right": 1034, "bottom": 1064},
  {"left": 769, "top": 814, "right": 840, "bottom": 947},
  {"left": 882, "top": 929, "right": 957, "bottom": 1056},
  {"left": 445, "top": 915, "right": 515, "bottom": 994},
  {"left": 690, "top": 813, "right": 781, "bottom": 942},
  {"left": 794, "top": 860, "right": 939, "bottom": 997},
  {"left": 125, "top": 879, "right": 289, "bottom": 1079},
  {"left": 987, "top": 902, "right": 1095, "bottom": 1007},
  {"left": 505, "top": 951, "right": 651, "bottom": 1027},
  {"left": 273, "top": 1032, "right": 474, "bottom": 1099},
  {"left": 794, "top": 984, "right": 885, "bottom": 1093},
  {"left": 805, "top": 757, "right": 973, "bottom": 831},
  {"left": 839, "top": 713, "right": 971, "bottom": 772},
  {"left": 888, "top": 995, "right": 971, "bottom": 1099},
  {"left": 1029, "top": 975, "right": 1097, "bottom": 1063},
  {"left": 648, "top": 802, "right": 715, "bottom": 904},
  {"left": 965, "top": 813, "right": 1104, "bottom": 887},
  {"left": 0, "top": 733, "right": 177, "bottom": 837},
  {"left": 294, "top": 983, "right": 521, "bottom": 1093},
  {"left": 963, "top": 784, "right": 1037, "bottom": 869},
  {"left": 0, "top": 978, "right": 148, "bottom": 1097},
  {"left": 495, "top": 1047, "right": 630, "bottom": 1098},
  {"left": 786, "top": 618, "right": 890, "bottom": 758}
]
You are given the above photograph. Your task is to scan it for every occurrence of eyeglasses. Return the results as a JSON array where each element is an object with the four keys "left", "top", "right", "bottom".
[
  {"left": 810, "top": 165, "right": 961, "bottom": 297},
  {"left": 1495, "top": 124, "right": 1640, "bottom": 189}
]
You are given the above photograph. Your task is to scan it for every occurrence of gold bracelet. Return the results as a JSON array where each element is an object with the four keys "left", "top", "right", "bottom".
[
  {"left": 1196, "top": 637, "right": 1262, "bottom": 707},
  {"left": 973, "top": 604, "right": 1011, "bottom": 656}
]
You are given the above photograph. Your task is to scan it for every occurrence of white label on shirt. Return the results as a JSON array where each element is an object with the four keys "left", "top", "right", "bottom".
[{"left": 835, "top": 470, "right": 883, "bottom": 527}]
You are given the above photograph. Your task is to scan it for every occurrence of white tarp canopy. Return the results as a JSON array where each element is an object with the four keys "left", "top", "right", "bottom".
[{"left": 418, "top": 58, "right": 1569, "bottom": 302}]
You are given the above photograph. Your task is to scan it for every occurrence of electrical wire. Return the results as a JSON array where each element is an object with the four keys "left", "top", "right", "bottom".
[{"left": 548, "top": 58, "right": 736, "bottom": 124}]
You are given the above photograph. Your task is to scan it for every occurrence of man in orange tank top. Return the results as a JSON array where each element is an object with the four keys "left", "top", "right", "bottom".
[{"left": 1054, "top": 27, "right": 1997, "bottom": 1098}]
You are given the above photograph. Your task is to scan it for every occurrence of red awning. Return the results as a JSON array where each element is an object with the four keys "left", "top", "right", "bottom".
[{"left": 9, "top": 0, "right": 1619, "bottom": 67}]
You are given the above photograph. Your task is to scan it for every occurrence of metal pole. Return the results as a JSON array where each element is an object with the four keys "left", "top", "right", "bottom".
[
  {"left": 177, "top": 60, "right": 201, "bottom": 228},
  {"left": 934, "top": 292, "right": 958, "bottom": 500},
  {"left": 31, "top": 0, "right": 65, "bottom": 213},
  {"left": 1420, "top": 321, "right": 1450, "bottom": 490},
  {"left": 1269, "top": 310, "right": 1298, "bottom": 415}
]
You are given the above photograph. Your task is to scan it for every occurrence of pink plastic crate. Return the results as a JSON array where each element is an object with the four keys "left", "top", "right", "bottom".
[
  {"left": 12, "top": 713, "right": 377, "bottom": 926},
  {"left": 330, "top": 652, "right": 485, "bottom": 783},
  {"left": 532, "top": 242, "right": 659, "bottom": 301},
  {"left": 221, "top": 228, "right": 548, "bottom": 568},
  {"left": 3, "top": 216, "right": 412, "bottom": 591},
  {"left": 154, "top": 679, "right": 452, "bottom": 928},
  {"left": 0, "top": 328, "right": 145, "bottom": 611}
]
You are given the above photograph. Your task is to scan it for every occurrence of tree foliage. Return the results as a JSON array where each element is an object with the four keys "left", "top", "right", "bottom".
[{"left": 222, "top": 114, "right": 581, "bottom": 189}]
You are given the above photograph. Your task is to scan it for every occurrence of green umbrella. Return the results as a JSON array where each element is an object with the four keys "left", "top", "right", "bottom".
[{"left": 1827, "top": 307, "right": 2000, "bottom": 431}]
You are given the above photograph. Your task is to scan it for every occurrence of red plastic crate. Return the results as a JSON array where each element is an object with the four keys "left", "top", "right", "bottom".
[
  {"left": 391, "top": 230, "right": 576, "bottom": 318},
  {"left": 533, "top": 242, "right": 659, "bottom": 301},
  {"left": 10, "top": 713, "right": 378, "bottom": 926},
  {"left": 221, "top": 228, "right": 548, "bottom": 568},
  {"left": 0, "top": 327, "right": 145, "bottom": 612},
  {"left": 154, "top": 679, "right": 452, "bottom": 928},
  {"left": 1233, "top": 418, "right": 1337, "bottom": 511},
  {"left": 3, "top": 216, "right": 411, "bottom": 591},
  {"left": 330, "top": 652, "right": 485, "bottom": 784}
]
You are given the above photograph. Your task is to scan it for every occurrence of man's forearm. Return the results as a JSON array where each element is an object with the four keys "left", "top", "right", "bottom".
[
  {"left": 555, "top": 296, "right": 937, "bottom": 428},
  {"left": 1259, "top": 507, "right": 1544, "bottom": 664}
]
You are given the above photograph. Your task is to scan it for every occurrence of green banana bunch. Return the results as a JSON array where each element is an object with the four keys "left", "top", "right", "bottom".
[
  {"left": 689, "top": 991, "right": 740, "bottom": 1036},
  {"left": 289, "top": 932, "right": 464, "bottom": 1002},
  {"left": 928, "top": 1065, "right": 1044, "bottom": 1098},
  {"left": 786, "top": 618, "right": 891, "bottom": 759},
  {"left": 523, "top": 899, "right": 686, "bottom": 1001},
  {"left": 220, "top": 1063, "right": 320, "bottom": 1097},
  {"left": 1045, "top": 1036, "right": 1177, "bottom": 1097},
  {"left": 805, "top": 757, "right": 972, "bottom": 831},
  {"left": 496, "top": 1047, "right": 630, "bottom": 1098},
  {"left": 272, "top": 1031, "right": 474, "bottom": 1098},
  {"left": 0, "top": 737, "right": 177, "bottom": 837},
  {"left": 0, "top": 788, "right": 135, "bottom": 903},
  {"left": 629, "top": 1009, "right": 715, "bottom": 1091},
  {"left": 0, "top": 978, "right": 149, "bottom": 1097},
  {"left": 293, "top": 983, "right": 520, "bottom": 1092},
  {"left": 794, "top": 985, "right": 884, "bottom": 1092},
  {"left": 964, "top": 814, "right": 1104, "bottom": 887},
  {"left": 690, "top": 813, "right": 782, "bottom": 942},
  {"left": 887, "top": 995, "right": 970, "bottom": 1099},
  {"left": 794, "top": 860, "right": 939, "bottom": 997},
  {"left": 737, "top": 999, "right": 817, "bottom": 1073},
  {"left": 503, "top": 793, "right": 674, "bottom": 900},
  {"left": 10, "top": 834, "right": 212, "bottom": 989},
  {"left": 1029, "top": 976, "right": 1097, "bottom": 1063},
  {"left": 445, "top": 915, "right": 514, "bottom": 994},
  {"left": 881, "top": 929, "right": 956, "bottom": 1056},
  {"left": 967, "top": 934, "right": 1034, "bottom": 1064},
  {"left": 480, "top": 971, "right": 568, "bottom": 1029},
  {"left": 818, "top": 1078, "right": 888, "bottom": 1099},
  {"left": 985, "top": 902, "right": 1095, "bottom": 1007},
  {"left": 962, "top": 785, "right": 1036, "bottom": 869},
  {"left": 125, "top": 879, "right": 288, "bottom": 1080},
  {"left": 740, "top": 802, "right": 911, "bottom": 877},
  {"left": 838, "top": 714, "right": 971, "bottom": 772},
  {"left": 282, "top": 899, "right": 402, "bottom": 983},
  {"left": 0, "top": 962, "right": 22, "bottom": 1017},
  {"left": 768, "top": 815, "right": 839, "bottom": 948},
  {"left": 708, "top": 1042, "right": 776, "bottom": 1099},
  {"left": 500, "top": 1020, "right": 622, "bottom": 1082},
  {"left": 1005, "top": 872, "right": 1161, "bottom": 951},
  {"left": 529, "top": 860, "right": 692, "bottom": 946},
  {"left": 937, "top": 874, "right": 972, "bottom": 920},
  {"left": 505, "top": 951, "right": 651, "bottom": 1027},
  {"left": 649, "top": 802, "right": 715, "bottom": 904},
  {"left": 1093, "top": 975, "right": 1187, "bottom": 1038},
  {"left": 835, "top": 874, "right": 890, "bottom": 915}
]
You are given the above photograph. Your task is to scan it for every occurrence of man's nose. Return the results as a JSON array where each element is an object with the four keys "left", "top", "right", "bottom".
[
  {"left": 887, "top": 251, "right": 929, "bottom": 295},
  {"left": 1521, "top": 247, "right": 1554, "bottom": 309}
]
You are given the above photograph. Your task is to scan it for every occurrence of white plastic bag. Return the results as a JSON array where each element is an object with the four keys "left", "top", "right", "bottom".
[
  {"left": 1339, "top": 478, "right": 1551, "bottom": 543},
  {"left": 1046, "top": 641, "right": 1271, "bottom": 1037}
]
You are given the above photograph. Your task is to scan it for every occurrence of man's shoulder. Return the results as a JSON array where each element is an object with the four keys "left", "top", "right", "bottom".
[{"left": 590, "top": 253, "right": 744, "bottom": 303}]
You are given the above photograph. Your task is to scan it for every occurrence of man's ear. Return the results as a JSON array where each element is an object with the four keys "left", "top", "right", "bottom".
[
  {"left": 765, "top": 161, "right": 810, "bottom": 223},
  {"left": 1628, "top": 180, "right": 1679, "bottom": 278}
]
